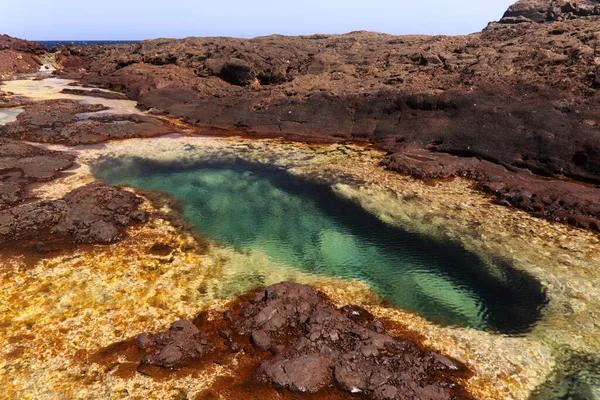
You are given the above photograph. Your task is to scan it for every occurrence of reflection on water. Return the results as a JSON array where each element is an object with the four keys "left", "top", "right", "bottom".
[
  {"left": 0, "top": 107, "right": 24, "bottom": 125},
  {"left": 94, "top": 157, "right": 547, "bottom": 334}
]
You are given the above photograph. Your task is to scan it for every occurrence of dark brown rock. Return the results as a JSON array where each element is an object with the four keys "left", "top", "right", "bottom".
[
  {"left": 251, "top": 329, "right": 272, "bottom": 351},
  {"left": 124, "top": 282, "right": 472, "bottom": 398},
  {"left": 500, "top": 0, "right": 600, "bottom": 23},
  {"left": 262, "top": 354, "right": 332, "bottom": 393},
  {"left": 0, "top": 182, "right": 22, "bottom": 208},
  {"left": 217, "top": 59, "right": 256, "bottom": 86},
  {"left": 0, "top": 99, "right": 175, "bottom": 145},
  {"left": 137, "top": 320, "right": 206, "bottom": 368},
  {"left": 48, "top": 3, "right": 600, "bottom": 231},
  {"left": 59, "top": 182, "right": 145, "bottom": 243},
  {"left": 0, "top": 182, "right": 146, "bottom": 244}
]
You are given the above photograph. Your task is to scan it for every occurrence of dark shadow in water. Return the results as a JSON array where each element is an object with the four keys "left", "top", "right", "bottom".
[
  {"left": 93, "top": 156, "right": 547, "bottom": 334},
  {"left": 529, "top": 351, "right": 600, "bottom": 400}
]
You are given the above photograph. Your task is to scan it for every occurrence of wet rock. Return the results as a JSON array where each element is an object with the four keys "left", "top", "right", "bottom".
[
  {"left": 51, "top": 7, "right": 600, "bottom": 232},
  {"left": 251, "top": 330, "right": 271, "bottom": 351},
  {"left": 125, "top": 282, "right": 471, "bottom": 398},
  {"left": 137, "top": 320, "right": 206, "bottom": 368},
  {"left": 56, "top": 182, "right": 143, "bottom": 243},
  {"left": 333, "top": 361, "right": 370, "bottom": 393},
  {"left": 236, "top": 282, "right": 470, "bottom": 398},
  {"left": 59, "top": 88, "right": 128, "bottom": 100},
  {"left": 0, "top": 138, "right": 76, "bottom": 188},
  {"left": 382, "top": 146, "right": 600, "bottom": 231},
  {"left": 340, "top": 304, "right": 375, "bottom": 325},
  {"left": 0, "top": 200, "right": 68, "bottom": 242},
  {"left": 262, "top": 354, "right": 331, "bottom": 393}
]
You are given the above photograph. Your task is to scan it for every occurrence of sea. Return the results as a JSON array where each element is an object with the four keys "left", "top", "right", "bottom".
[{"left": 34, "top": 40, "right": 139, "bottom": 49}]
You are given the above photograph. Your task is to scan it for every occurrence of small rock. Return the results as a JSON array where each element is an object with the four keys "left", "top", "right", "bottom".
[{"left": 251, "top": 329, "right": 271, "bottom": 351}]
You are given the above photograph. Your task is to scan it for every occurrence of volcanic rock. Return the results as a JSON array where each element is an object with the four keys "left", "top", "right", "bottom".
[
  {"left": 0, "top": 99, "right": 174, "bottom": 145},
  {"left": 0, "top": 138, "right": 75, "bottom": 209},
  {"left": 0, "top": 34, "right": 45, "bottom": 80},
  {"left": 136, "top": 320, "right": 207, "bottom": 368},
  {"left": 48, "top": 1, "right": 600, "bottom": 231},
  {"left": 130, "top": 282, "right": 471, "bottom": 399},
  {"left": 0, "top": 182, "right": 147, "bottom": 244},
  {"left": 500, "top": 0, "right": 600, "bottom": 23}
]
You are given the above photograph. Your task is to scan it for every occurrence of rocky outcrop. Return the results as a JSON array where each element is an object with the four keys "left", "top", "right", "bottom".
[
  {"left": 0, "top": 99, "right": 175, "bottom": 145},
  {"left": 0, "top": 182, "right": 147, "bottom": 244},
  {"left": 0, "top": 138, "right": 75, "bottom": 209},
  {"left": 0, "top": 34, "right": 45, "bottom": 80},
  {"left": 136, "top": 320, "right": 209, "bottom": 368},
  {"left": 50, "top": 1, "right": 600, "bottom": 232},
  {"left": 499, "top": 0, "right": 600, "bottom": 23},
  {"left": 0, "top": 34, "right": 46, "bottom": 55},
  {"left": 121, "top": 282, "right": 471, "bottom": 398}
]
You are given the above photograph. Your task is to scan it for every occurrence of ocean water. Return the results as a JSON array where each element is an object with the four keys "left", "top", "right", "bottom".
[
  {"left": 94, "top": 157, "right": 547, "bottom": 334},
  {"left": 35, "top": 40, "right": 139, "bottom": 49}
]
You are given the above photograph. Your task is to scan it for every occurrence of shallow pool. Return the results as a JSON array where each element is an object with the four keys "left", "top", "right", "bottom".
[{"left": 94, "top": 156, "right": 547, "bottom": 334}]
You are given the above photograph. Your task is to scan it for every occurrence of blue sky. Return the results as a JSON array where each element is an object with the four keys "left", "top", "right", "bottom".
[{"left": 5, "top": 0, "right": 514, "bottom": 40}]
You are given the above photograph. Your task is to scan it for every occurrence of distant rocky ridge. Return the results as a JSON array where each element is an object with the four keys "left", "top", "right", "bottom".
[{"left": 500, "top": 0, "right": 600, "bottom": 23}]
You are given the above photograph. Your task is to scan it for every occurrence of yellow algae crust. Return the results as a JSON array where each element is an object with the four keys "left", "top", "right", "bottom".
[{"left": 1, "top": 135, "right": 599, "bottom": 399}]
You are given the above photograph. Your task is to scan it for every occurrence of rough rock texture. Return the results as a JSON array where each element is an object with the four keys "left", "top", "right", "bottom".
[
  {"left": 500, "top": 0, "right": 600, "bottom": 23},
  {"left": 0, "top": 34, "right": 45, "bottom": 80},
  {"left": 0, "top": 35, "right": 46, "bottom": 55},
  {"left": 130, "top": 282, "right": 471, "bottom": 399},
  {"left": 0, "top": 99, "right": 174, "bottom": 145},
  {"left": 0, "top": 90, "right": 32, "bottom": 108},
  {"left": 0, "top": 138, "right": 75, "bottom": 209},
  {"left": 136, "top": 320, "right": 209, "bottom": 368},
  {"left": 382, "top": 146, "right": 600, "bottom": 231},
  {"left": 51, "top": 1, "right": 600, "bottom": 231},
  {"left": 0, "top": 182, "right": 147, "bottom": 244}
]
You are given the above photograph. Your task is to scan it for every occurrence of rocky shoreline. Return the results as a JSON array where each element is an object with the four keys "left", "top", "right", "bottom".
[
  {"left": 1, "top": 134, "right": 598, "bottom": 399},
  {"left": 98, "top": 282, "right": 472, "bottom": 399},
  {"left": 37, "top": 0, "right": 599, "bottom": 231},
  {"left": 2, "top": 1, "right": 600, "bottom": 232},
  {"left": 1, "top": 0, "right": 600, "bottom": 398}
]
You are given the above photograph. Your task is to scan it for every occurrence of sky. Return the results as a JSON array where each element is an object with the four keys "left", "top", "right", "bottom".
[{"left": 3, "top": 0, "right": 515, "bottom": 40}]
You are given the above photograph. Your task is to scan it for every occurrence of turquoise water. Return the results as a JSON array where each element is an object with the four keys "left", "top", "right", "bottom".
[{"left": 94, "top": 158, "right": 546, "bottom": 333}]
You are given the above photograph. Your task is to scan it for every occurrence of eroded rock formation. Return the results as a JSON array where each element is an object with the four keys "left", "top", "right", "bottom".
[
  {"left": 48, "top": 0, "right": 600, "bottom": 231},
  {"left": 0, "top": 182, "right": 147, "bottom": 244},
  {"left": 0, "top": 98, "right": 174, "bottom": 145},
  {"left": 0, "top": 34, "right": 45, "bottom": 80},
  {"left": 99, "top": 282, "right": 471, "bottom": 399}
]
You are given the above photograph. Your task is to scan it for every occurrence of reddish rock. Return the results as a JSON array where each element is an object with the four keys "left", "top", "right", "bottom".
[
  {"left": 48, "top": 1, "right": 600, "bottom": 231},
  {"left": 0, "top": 99, "right": 175, "bottom": 145},
  {"left": 0, "top": 138, "right": 75, "bottom": 209},
  {"left": 0, "top": 34, "right": 45, "bottom": 79},
  {"left": 136, "top": 320, "right": 207, "bottom": 368},
  {"left": 0, "top": 182, "right": 147, "bottom": 244},
  {"left": 129, "top": 282, "right": 472, "bottom": 399}
]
